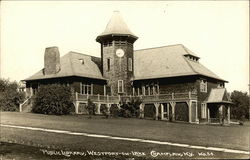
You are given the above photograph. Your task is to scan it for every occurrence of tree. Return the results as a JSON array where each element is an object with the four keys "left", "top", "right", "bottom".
[
  {"left": 0, "top": 78, "right": 25, "bottom": 111},
  {"left": 32, "top": 84, "right": 74, "bottom": 115},
  {"left": 230, "top": 90, "right": 249, "bottom": 120}
]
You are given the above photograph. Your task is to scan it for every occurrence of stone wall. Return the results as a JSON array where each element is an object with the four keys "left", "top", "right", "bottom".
[{"left": 102, "top": 40, "right": 134, "bottom": 95}]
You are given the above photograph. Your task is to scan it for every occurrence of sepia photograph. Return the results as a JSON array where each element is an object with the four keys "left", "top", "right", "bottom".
[{"left": 0, "top": 1, "right": 249, "bottom": 159}]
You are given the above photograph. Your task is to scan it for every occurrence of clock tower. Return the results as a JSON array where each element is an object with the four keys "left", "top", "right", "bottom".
[{"left": 96, "top": 11, "right": 138, "bottom": 95}]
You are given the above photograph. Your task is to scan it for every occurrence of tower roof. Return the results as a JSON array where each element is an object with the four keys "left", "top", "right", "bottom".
[{"left": 96, "top": 11, "right": 138, "bottom": 42}]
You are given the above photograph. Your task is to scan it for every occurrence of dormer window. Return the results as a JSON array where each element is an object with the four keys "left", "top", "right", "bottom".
[
  {"left": 79, "top": 59, "right": 84, "bottom": 64},
  {"left": 185, "top": 55, "right": 198, "bottom": 62}
]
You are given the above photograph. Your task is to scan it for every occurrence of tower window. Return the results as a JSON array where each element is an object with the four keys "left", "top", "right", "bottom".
[
  {"left": 107, "top": 58, "right": 111, "bottom": 71},
  {"left": 118, "top": 80, "right": 124, "bottom": 93},
  {"left": 128, "top": 58, "right": 132, "bottom": 71}
]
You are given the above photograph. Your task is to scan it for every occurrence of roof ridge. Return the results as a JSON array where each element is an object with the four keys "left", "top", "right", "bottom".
[
  {"left": 135, "top": 44, "right": 183, "bottom": 52},
  {"left": 68, "top": 51, "right": 101, "bottom": 59}
]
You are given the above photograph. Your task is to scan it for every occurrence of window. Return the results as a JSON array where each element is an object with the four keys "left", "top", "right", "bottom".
[
  {"left": 128, "top": 58, "right": 132, "bottom": 71},
  {"left": 79, "top": 59, "right": 84, "bottom": 64},
  {"left": 118, "top": 80, "right": 124, "bottom": 93},
  {"left": 107, "top": 58, "right": 111, "bottom": 71},
  {"left": 81, "top": 83, "right": 92, "bottom": 95},
  {"left": 217, "top": 82, "right": 224, "bottom": 88},
  {"left": 201, "top": 103, "right": 207, "bottom": 119},
  {"left": 200, "top": 79, "right": 207, "bottom": 93}
]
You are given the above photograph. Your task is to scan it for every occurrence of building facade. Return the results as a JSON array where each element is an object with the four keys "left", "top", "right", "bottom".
[{"left": 23, "top": 11, "right": 232, "bottom": 124}]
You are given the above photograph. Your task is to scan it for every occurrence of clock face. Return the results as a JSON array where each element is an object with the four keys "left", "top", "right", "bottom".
[{"left": 116, "top": 49, "right": 125, "bottom": 57}]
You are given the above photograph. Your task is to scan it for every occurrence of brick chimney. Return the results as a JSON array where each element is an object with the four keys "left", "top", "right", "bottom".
[{"left": 44, "top": 46, "right": 60, "bottom": 75}]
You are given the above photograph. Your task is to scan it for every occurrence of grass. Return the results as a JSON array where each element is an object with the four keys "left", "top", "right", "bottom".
[{"left": 0, "top": 112, "right": 250, "bottom": 159}]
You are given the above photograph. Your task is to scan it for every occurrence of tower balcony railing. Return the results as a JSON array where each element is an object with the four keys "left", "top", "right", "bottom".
[{"left": 73, "top": 91, "right": 197, "bottom": 103}]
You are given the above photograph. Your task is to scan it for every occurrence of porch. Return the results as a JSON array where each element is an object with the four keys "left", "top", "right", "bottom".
[
  {"left": 207, "top": 103, "right": 232, "bottom": 125},
  {"left": 73, "top": 91, "right": 198, "bottom": 123}
]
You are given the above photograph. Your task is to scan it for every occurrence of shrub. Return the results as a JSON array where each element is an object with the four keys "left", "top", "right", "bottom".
[
  {"left": 32, "top": 84, "right": 74, "bottom": 115},
  {"left": 86, "top": 99, "right": 96, "bottom": 118},
  {"left": 100, "top": 104, "right": 110, "bottom": 118},
  {"left": 0, "top": 79, "right": 25, "bottom": 111},
  {"left": 119, "top": 97, "right": 142, "bottom": 118},
  {"left": 110, "top": 104, "right": 120, "bottom": 117}
]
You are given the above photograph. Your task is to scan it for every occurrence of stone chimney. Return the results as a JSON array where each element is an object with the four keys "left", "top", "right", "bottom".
[{"left": 44, "top": 46, "right": 60, "bottom": 75}]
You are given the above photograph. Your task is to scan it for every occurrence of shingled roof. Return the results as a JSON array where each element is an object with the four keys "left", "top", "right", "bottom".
[
  {"left": 24, "top": 44, "right": 226, "bottom": 83},
  {"left": 96, "top": 11, "right": 137, "bottom": 42},
  {"left": 24, "top": 52, "right": 104, "bottom": 81},
  {"left": 133, "top": 44, "right": 226, "bottom": 82}
]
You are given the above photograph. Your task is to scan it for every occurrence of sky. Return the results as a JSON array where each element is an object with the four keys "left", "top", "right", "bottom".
[{"left": 0, "top": 1, "right": 249, "bottom": 93}]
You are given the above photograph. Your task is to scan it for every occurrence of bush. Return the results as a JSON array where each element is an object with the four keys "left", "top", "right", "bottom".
[
  {"left": 110, "top": 104, "right": 120, "bottom": 117},
  {"left": 119, "top": 97, "right": 142, "bottom": 118},
  {"left": 86, "top": 99, "right": 96, "bottom": 118},
  {"left": 32, "top": 84, "right": 74, "bottom": 115},
  {"left": 0, "top": 79, "right": 25, "bottom": 111},
  {"left": 100, "top": 104, "right": 110, "bottom": 118}
]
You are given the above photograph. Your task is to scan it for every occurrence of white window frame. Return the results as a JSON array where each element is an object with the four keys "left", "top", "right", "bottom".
[
  {"left": 201, "top": 103, "right": 207, "bottom": 119},
  {"left": 81, "top": 82, "right": 92, "bottom": 95},
  {"left": 118, "top": 80, "right": 124, "bottom": 93},
  {"left": 128, "top": 58, "right": 133, "bottom": 71},
  {"left": 200, "top": 79, "right": 207, "bottom": 93}
]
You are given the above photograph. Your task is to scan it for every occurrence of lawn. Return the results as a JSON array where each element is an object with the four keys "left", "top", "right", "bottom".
[{"left": 0, "top": 112, "right": 249, "bottom": 159}]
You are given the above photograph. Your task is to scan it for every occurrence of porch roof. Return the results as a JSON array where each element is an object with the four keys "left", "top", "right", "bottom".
[{"left": 206, "top": 88, "right": 232, "bottom": 104}]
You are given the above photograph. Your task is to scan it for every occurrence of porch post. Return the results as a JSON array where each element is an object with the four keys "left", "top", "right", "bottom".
[
  {"left": 207, "top": 107, "right": 210, "bottom": 123},
  {"left": 227, "top": 105, "right": 230, "bottom": 124},
  {"left": 188, "top": 100, "right": 192, "bottom": 123},
  {"left": 161, "top": 104, "right": 164, "bottom": 120},
  {"left": 167, "top": 103, "right": 170, "bottom": 120},
  {"left": 139, "top": 103, "right": 145, "bottom": 118},
  {"left": 107, "top": 103, "right": 111, "bottom": 116},
  {"left": 195, "top": 101, "right": 198, "bottom": 122},
  {"left": 96, "top": 103, "right": 101, "bottom": 114},
  {"left": 154, "top": 103, "right": 160, "bottom": 120},
  {"left": 75, "top": 101, "right": 79, "bottom": 114},
  {"left": 170, "top": 102, "right": 176, "bottom": 121},
  {"left": 75, "top": 92, "right": 79, "bottom": 114},
  {"left": 104, "top": 85, "right": 106, "bottom": 96},
  {"left": 219, "top": 105, "right": 223, "bottom": 124}
]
